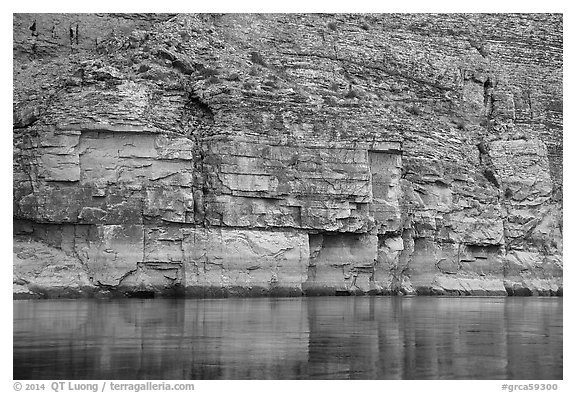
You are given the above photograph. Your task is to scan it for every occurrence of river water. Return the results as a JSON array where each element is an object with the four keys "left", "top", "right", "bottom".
[{"left": 13, "top": 297, "right": 562, "bottom": 380}]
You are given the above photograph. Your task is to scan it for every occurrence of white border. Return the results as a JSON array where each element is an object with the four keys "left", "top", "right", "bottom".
[{"left": 3, "top": 3, "right": 571, "bottom": 391}]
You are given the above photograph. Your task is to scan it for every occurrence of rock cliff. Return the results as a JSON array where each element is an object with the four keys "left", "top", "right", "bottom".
[{"left": 13, "top": 13, "right": 563, "bottom": 298}]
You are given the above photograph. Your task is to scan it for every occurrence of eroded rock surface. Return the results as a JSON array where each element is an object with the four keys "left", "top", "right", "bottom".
[{"left": 13, "top": 13, "right": 562, "bottom": 297}]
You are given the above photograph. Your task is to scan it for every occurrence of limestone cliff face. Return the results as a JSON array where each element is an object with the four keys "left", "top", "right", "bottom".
[{"left": 13, "top": 13, "right": 562, "bottom": 297}]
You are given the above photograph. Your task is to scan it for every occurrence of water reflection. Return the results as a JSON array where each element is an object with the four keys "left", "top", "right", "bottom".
[{"left": 13, "top": 297, "right": 562, "bottom": 380}]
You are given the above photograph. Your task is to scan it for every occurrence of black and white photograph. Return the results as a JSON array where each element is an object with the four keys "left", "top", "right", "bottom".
[{"left": 10, "top": 4, "right": 566, "bottom": 389}]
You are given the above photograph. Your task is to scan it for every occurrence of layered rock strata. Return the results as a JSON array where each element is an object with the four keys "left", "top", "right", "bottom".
[{"left": 13, "top": 13, "right": 562, "bottom": 297}]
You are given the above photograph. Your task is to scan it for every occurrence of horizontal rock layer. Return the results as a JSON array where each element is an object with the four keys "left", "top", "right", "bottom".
[{"left": 13, "top": 13, "right": 562, "bottom": 297}]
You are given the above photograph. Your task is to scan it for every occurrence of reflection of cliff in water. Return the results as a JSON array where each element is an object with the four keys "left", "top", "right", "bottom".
[{"left": 14, "top": 297, "right": 562, "bottom": 380}]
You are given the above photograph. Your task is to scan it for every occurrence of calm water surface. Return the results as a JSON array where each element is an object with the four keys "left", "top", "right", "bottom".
[{"left": 13, "top": 297, "right": 562, "bottom": 380}]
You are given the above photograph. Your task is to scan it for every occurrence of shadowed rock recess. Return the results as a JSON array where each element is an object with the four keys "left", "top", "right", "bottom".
[{"left": 13, "top": 14, "right": 562, "bottom": 298}]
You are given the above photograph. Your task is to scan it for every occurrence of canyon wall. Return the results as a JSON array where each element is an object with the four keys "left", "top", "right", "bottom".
[{"left": 13, "top": 13, "right": 562, "bottom": 298}]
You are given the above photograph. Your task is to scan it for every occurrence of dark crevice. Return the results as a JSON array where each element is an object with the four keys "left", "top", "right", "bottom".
[
  {"left": 482, "top": 169, "right": 500, "bottom": 188},
  {"left": 377, "top": 231, "right": 403, "bottom": 247},
  {"left": 477, "top": 141, "right": 500, "bottom": 188},
  {"left": 182, "top": 93, "right": 215, "bottom": 138},
  {"left": 179, "top": 91, "right": 215, "bottom": 227},
  {"left": 483, "top": 77, "right": 496, "bottom": 119}
]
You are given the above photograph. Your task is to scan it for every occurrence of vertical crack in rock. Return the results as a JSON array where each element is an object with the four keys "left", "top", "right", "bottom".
[
  {"left": 477, "top": 141, "right": 500, "bottom": 189},
  {"left": 180, "top": 92, "right": 214, "bottom": 226},
  {"left": 378, "top": 229, "right": 409, "bottom": 295},
  {"left": 483, "top": 77, "right": 496, "bottom": 119}
]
